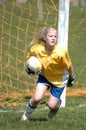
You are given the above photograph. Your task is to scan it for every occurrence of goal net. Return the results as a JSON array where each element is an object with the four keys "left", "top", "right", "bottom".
[{"left": 0, "top": 0, "right": 86, "bottom": 107}]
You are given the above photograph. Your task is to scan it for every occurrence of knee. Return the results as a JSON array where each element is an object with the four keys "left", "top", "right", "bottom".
[
  {"left": 31, "top": 96, "right": 42, "bottom": 105},
  {"left": 34, "top": 97, "right": 41, "bottom": 103},
  {"left": 48, "top": 101, "right": 57, "bottom": 110}
]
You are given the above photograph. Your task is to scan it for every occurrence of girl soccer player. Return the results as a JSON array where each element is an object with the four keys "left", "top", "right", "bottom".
[{"left": 21, "top": 26, "right": 75, "bottom": 121}]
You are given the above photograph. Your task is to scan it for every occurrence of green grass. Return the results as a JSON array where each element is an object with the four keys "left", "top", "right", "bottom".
[
  {"left": 0, "top": 97, "right": 86, "bottom": 130},
  {"left": 0, "top": 2, "right": 86, "bottom": 130}
]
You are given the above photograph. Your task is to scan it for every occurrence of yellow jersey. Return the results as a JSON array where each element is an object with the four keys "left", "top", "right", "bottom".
[{"left": 26, "top": 43, "right": 72, "bottom": 87}]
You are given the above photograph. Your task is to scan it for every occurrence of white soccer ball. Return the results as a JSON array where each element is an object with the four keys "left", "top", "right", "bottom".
[{"left": 27, "top": 56, "right": 42, "bottom": 73}]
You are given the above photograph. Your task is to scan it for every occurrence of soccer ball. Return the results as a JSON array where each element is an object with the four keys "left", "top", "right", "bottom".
[{"left": 27, "top": 56, "right": 42, "bottom": 73}]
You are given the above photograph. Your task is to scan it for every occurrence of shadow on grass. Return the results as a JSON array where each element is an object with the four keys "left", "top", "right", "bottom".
[
  {"left": 15, "top": 115, "right": 48, "bottom": 122},
  {"left": 29, "top": 117, "right": 48, "bottom": 121}
]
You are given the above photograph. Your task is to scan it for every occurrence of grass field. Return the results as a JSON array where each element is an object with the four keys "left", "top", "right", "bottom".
[
  {"left": 0, "top": 1, "right": 86, "bottom": 130},
  {"left": 0, "top": 97, "right": 86, "bottom": 130}
]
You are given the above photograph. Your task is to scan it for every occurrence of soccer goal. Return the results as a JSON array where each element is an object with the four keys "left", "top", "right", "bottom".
[{"left": 0, "top": 0, "right": 86, "bottom": 107}]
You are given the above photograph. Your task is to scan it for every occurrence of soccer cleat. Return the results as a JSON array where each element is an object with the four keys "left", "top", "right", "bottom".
[
  {"left": 21, "top": 111, "right": 31, "bottom": 121},
  {"left": 21, "top": 101, "right": 36, "bottom": 121},
  {"left": 48, "top": 99, "right": 61, "bottom": 119},
  {"left": 48, "top": 109, "right": 58, "bottom": 119}
]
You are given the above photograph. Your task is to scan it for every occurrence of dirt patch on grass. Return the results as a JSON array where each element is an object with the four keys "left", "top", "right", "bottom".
[
  {"left": 0, "top": 88, "right": 86, "bottom": 107},
  {"left": 0, "top": 88, "right": 86, "bottom": 99},
  {"left": 66, "top": 88, "right": 86, "bottom": 97}
]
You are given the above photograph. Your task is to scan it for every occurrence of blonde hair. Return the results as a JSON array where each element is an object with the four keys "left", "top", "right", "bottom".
[{"left": 30, "top": 26, "right": 56, "bottom": 46}]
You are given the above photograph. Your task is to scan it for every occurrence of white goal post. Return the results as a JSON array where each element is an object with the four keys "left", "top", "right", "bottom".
[{"left": 57, "top": 0, "right": 70, "bottom": 107}]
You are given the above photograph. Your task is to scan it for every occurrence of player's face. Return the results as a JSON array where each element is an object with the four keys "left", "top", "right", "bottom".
[{"left": 45, "top": 28, "right": 57, "bottom": 47}]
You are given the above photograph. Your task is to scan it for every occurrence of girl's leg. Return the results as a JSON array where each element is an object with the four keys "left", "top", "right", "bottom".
[
  {"left": 48, "top": 95, "right": 59, "bottom": 109},
  {"left": 48, "top": 95, "right": 61, "bottom": 119},
  {"left": 30, "top": 83, "right": 48, "bottom": 106},
  {"left": 21, "top": 83, "right": 48, "bottom": 121},
  {"left": 47, "top": 86, "right": 64, "bottom": 119}
]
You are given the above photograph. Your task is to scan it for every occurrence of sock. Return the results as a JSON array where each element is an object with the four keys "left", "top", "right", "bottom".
[{"left": 26, "top": 100, "right": 36, "bottom": 115}]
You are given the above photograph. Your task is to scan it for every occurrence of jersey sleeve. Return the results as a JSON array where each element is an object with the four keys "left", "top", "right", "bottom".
[
  {"left": 26, "top": 46, "right": 35, "bottom": 60},
  {"left": 62, "top": 49, "right": 72, "bottom": 70},
  {"left": 26, "top": 44, "right": 39, "bottom": 60},
  {"left": 26, "top": 52, "right": 31, "bottom": 60}
]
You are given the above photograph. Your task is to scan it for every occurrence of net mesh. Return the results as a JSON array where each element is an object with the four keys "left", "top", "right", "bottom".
[{"left": 0, "top": 0, "right": 86, "bottom": 107}]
